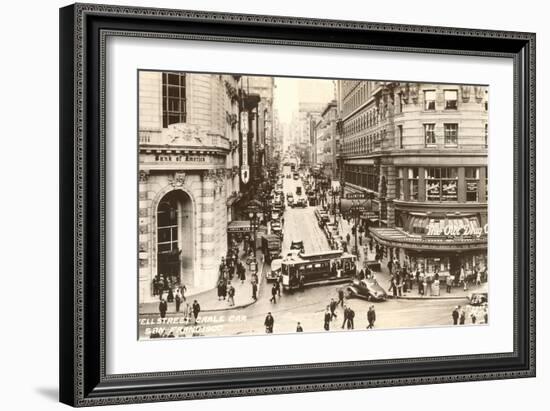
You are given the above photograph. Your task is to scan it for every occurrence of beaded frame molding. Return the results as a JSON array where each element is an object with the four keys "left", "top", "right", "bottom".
[{"left": 59, "top": 3, "right": 535, "bottom": 407}]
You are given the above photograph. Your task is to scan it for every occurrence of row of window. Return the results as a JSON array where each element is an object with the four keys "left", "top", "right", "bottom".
[
  {"left": 424, "top": 123, "right": 458, "bottom": 146},
  {"left": 342, "top": 81, "right": 375, "bottom": 116},
  {"left": 421, "top": 123, "right": 488, "bottom": 147},
  {"left": 423, "top": 89, "right": 458, "bottom": 111},
  {"left": 343, "top": 107, "right": 380, "bottom": 138},
  {"left": 422, "top": 89, "right": 488, "bottom": 111},
  {"left": 395, "top": 167, "right": 487, "bottom": 203},
  {"left": 342, "top": 130, "right": 386, "bottom": 155},
  {"left": 343, "top": 165, "right": 379, "bottom": 193},
  {"left": 343, "top": 122, "right": 487, "bottom": 153},
  {"left": 343, "top": 166, "right": 487, "bottom": 203},
  {"left": 343, "top": 86, "right": 487, "bottom": 123}
]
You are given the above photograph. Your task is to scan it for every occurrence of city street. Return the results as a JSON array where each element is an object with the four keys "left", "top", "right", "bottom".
[
  {"left": 139, "top": 278, "right": 472, "bottom": 338},
  {"left": 281, "top": 175, "right": 330, "bottom": 254}
]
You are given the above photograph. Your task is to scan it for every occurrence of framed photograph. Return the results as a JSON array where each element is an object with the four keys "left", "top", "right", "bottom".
[{"left": 59, "top": 3, "right": 535, "bottom": 407}]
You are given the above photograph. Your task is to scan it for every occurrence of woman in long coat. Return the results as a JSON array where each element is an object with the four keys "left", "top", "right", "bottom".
[
  {"left": 217, "top": 280, "right": 226, "bottom": 300},
  {"left": 239, "top": 264, "right": 246, "bottom": 283},
  {"left": 158, "top": 299, "right": 168, "bottom": 319}
]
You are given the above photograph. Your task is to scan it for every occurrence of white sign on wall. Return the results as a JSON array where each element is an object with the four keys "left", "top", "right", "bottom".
[{"left": 241, "top": 111, "right": 249, "bottom": 184}]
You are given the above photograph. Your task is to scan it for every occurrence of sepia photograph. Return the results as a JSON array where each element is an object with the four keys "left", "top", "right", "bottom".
[{"left": 137, "top": 71, "right": 489, "bottom": 339}]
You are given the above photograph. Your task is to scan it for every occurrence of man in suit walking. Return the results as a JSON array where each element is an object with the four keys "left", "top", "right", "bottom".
[
  {"left": 452, "top": 306, "right": 460, "bottom": 325},
  {"left": 367, "top": 305, "right": 376, "bottom": 329},
  {"left": 264, "top": 312, "right": 274, "bottom": 333}
]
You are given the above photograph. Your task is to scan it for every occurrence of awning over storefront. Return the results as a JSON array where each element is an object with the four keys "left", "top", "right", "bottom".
[
  {"left": 369, "top": 227, "right": 487, "bottom": 252},
  {"left": 406, "top": 214, "right": 484, "bottom": 238},
  {"left": 340, "top": 198, "right": 371, "bottom": 214},
  {"left": 227, "top": 221, "right": 253, "bottom": 233}
]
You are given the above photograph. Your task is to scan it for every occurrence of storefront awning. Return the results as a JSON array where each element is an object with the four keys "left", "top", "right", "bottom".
[
  {"left": 227, "top": 221, "right": 252, "bottom": 233},
  {"left": 340, "top": 198, "right": 371, "bottom": 214},
  {"left": 369, "top": 227, "right": 487, "bottom": 252},
  {"left": 406, "top": 214, "right": 484, "bottom": 238}
]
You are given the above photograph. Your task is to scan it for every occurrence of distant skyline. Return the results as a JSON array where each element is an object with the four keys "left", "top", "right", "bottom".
[{"left": 273, "top": 77, "right": 335, "bottom": 124}]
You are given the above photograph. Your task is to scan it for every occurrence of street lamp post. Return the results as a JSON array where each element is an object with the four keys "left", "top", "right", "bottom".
[
  {"left": 354, "top": 206, "right": 359, "bottom": 256},
  {"left": 248, "top": 210, "right": 259, "bottom": 257},
  {"left": 331, "top": 187, "right": 339, "bottom": 224}
]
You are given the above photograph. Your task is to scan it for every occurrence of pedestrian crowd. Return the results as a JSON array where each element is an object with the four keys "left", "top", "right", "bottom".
[
  {"left": 451, "top": 305, "right": 488, "bottom": 325},
  {"left": 263, "top": 289, "right": 378, "bottom": 334}
]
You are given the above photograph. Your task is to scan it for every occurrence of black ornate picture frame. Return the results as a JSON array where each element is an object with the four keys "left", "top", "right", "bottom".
[{"left": 59, "top": 3, "right": 535, "bottom": 407}]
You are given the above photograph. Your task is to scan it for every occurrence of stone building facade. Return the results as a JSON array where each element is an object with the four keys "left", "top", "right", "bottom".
[
  {"left": 138, "top": 71, "right": 241, "bottom": 302},
  {"left": 241, "top": 76, "right": 275, "bottom": 172},
  {"left": 337, "top": 80, "right": 489, "bottom": 278},
  {"left": 314, "top": 100, "right": 338, "bottom": 179}
]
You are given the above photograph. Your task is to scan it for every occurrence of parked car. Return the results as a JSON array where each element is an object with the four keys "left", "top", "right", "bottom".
[
  {"left": 315, "top": 208, "right": 330, "bottom": 226},
  {"left": 342, "top": 278, "right": 387, "bottom": 301},
  {"left": 290, "top": 240, "right": 304, "bottom": 253},
  {"left": 469, "top": 293, "right": 488, "bottom": 306}
]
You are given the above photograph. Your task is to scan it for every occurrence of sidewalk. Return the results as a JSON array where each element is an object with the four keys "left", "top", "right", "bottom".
[
  {"left": 139, "top": 249, "right": 268, "bottom": 314},
  {"left": 337, "top": 219, "right": 486, "bottom": 300}
]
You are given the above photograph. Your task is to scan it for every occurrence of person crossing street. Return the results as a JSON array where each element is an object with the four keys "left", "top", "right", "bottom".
[
  {"left": 329, "top": 298, "right": 338, "bottom": 320},
  {"left": 366, "top": 305, "right": 376, "bottom": 329},
  {"left": 270, "top": 283, "right": 278, "bottom": 304},
  {"left": 227, "top": 282, "right": 235, "bottom": 306},
  {"left": 264, "top": 312, "right": 274, "bottom": 333},
  {"left": 324, "top": 307, "right": 331, "bottom": 331}
]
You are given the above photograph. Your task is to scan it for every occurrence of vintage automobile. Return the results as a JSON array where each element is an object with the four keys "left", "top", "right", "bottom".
[
  {"left": 295, "top": 197, "right": 307, "bottom": 208},
  {"left": 314, "top": 208, "right": 330, "bottom": 226},
  {"left": 266, "top": 258, "right": 282, "bottom": 282},
  {"left": 341, "top": 278, "right": 387, "bottom": 301},
  {"left": 290, "top": 240, "right": 305, "bottom": 253},
  {"left": 469, "top": 292, "right": 488, "bottom": 306},
  {"left": 271, "top": 221, "right": 282, "bottom": 235}
]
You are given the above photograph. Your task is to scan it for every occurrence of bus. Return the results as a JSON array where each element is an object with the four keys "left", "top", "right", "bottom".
[{"left": 281, "top": 250, "right": 357, "bottom": 291}]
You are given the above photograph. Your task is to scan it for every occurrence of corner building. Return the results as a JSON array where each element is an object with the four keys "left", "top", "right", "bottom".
[
  {"left": 337, "top": 80, "right": 489, "bottom": 278},
  {"left": 138, "top": 71, "right": 241, "bottom": 302}
]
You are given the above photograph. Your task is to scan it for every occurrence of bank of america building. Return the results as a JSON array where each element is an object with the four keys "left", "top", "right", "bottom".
[{"left": 337, "top": 80, "right": 489, "bottom": 278}]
